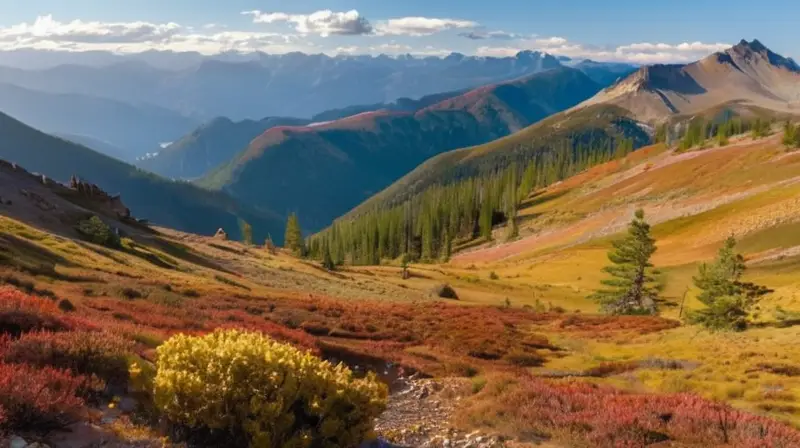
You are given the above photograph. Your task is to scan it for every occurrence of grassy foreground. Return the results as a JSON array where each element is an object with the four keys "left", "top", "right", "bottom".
[{"left": 2, "top": 132, "right": 800, "bottom": 446}]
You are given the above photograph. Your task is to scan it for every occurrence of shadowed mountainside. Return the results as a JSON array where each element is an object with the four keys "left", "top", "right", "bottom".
[
  {"left": 199, "top": 67, "right": 604, "bottom": 230},
  {"left": 0, "top": 111, "right": 282, "bottom": 241},
  {"left": 137, "top": 116, "right": 312, "bottom": 179}
]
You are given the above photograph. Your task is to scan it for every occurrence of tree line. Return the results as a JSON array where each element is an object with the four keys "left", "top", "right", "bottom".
[
  {"left": 653, "top": 116, "right": 776, "bottom": 151},
  {"left": 304, "top": 136, "right": 638, "bottom": 266}
]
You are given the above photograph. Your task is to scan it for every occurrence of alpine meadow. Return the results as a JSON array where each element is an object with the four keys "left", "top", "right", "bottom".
[{"left": 1, "top": 3, "right": 800, "bottom": 447}]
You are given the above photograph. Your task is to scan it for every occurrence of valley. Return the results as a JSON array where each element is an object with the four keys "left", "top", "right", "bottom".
[{"left": 1, "top": 29, "right": 800, "bottom": 448}]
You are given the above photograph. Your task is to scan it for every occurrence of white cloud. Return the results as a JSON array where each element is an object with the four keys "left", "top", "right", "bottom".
[
  {"left": 375, "top": 17, "right": 478, "bottom": 36},
  {"left": 0, "top": 15, "right": 308, "bottom": 54},
  {"left": 0, "top": 14, "right": 739, "bottom": 65},
  {"left": 477, "top": 36, "right": 733, "bottom": 64},
  {"left": 243, "top": 9, "right": 373, "bottom": 36},
  {"left": 335, "top": 46, "right": 360, "bottom": 55},
  {"left": 0, "top": 14, "right": 181, "bottom": 44}
]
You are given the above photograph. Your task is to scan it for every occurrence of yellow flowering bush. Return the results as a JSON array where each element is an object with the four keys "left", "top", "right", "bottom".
[{"left": 153, "top": 329, "right": 388, "bottom": 448}]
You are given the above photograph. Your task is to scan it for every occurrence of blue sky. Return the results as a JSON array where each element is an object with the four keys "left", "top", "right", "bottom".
[{"left": 0, "top": 0, "right": 797, "bottom": 62}]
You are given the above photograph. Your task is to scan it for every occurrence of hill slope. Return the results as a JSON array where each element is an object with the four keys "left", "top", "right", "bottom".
[
  {"left": 347, "top": 104, "right": 651, "bottom": 216},
  {"left": 200, "top": 67, "right": 604, "bottom": 230},
  {"left": 0, "top": 83, "right": 198, "bottom": 160},
  {"left": 0, "top": 111, "right": 281, "bottom": 240},
  {"left": 137, "top": 116, "right": 311, "bottom": 179},
  {"left": 580, "top": 39, "right": 800, "bottom": 122}
]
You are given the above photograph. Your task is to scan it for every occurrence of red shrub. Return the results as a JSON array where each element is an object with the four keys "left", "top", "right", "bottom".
[
  {"left": 0, "top": 286, "right": 71, "bottom": 336},
  {"left": 557, "top": 314, "right": 680, "bottom": 337},
  {"left": 0, "top": 362, "right": 85, "bottom": 431},
  {"left": 458, "top": 373, "right": 800, "bottom": 447},
  {"left": 1, "top": 331, "right": 133, "bottom": 384}
]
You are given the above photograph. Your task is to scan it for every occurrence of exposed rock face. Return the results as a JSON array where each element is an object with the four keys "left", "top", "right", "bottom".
[{"left": 69, "top": 175, "right": 131, "bottom": 219}]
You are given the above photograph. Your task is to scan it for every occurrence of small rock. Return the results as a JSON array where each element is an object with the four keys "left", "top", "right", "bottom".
[
  {"left": 9, "top": 436, "right": 27, "bottom": 448},
  {"left": 27, "top": 443, "right": 50, "bottom": 448}
]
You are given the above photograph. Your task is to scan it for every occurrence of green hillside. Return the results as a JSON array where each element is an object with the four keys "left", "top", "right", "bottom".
[
  {"left": 200, "top": 67, "right": 604, "bottom": 230},
  {"left": 0, "top": 111, "right": 282, "bottom": 241},
  {"left": 348, "top": 104, "right": 650, "bottom": 215}
]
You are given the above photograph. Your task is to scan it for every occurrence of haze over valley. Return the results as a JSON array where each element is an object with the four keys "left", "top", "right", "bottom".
[{"left": 1, "top": 3, "right": 800, "bottom": 447}]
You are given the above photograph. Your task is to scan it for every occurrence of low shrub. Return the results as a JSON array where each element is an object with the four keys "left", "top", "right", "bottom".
[
  {"left": 58, "top": 299, "right": 77, "bottom": 312},
  {"left": 502, "top": 350, "right": 546, "bottom": 367},
  {"left": 457, "top": 373, "right": 800, "bottom": 447},
  {"left": 431, "top": 284, "right": 459, "bottom": 300},
  {"left": 0, "top": 362, "right": 85, "bottom": 431},
  {"left": 154, "top": 329, "right": 388, "bottom": 447},
  {"left": 2, "top": 331, "right": 133, "bottom": 384},
  {"left": 0, "top": 286, "right": 70, "bottom": 336},
  {"left": 584, "top": 361, "right": 640, "bottom": 377},
  {"left": 76, "top": 216, "right": 120, "bottom": 248}
]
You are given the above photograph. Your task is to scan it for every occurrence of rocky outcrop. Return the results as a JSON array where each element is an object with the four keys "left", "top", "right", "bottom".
[{"left": 68, "top": 175, "right": 130, "bottom": 219}]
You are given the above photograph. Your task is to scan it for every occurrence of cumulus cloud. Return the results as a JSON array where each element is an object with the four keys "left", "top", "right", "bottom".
[
  {"left": 0, "top": 14, "right": 181, "bottom": 44},
  {"left": 477, "top": 36, "right": 732, "bottom": 64},
  {"left": 0, "top": 15, "right": 307, "bottom": 54},
  {"left": 242, "top": 9, "right": 373, "bottom": 36},
  {"left": 375, "top": 17, "right": 478, "bottom": 36}
]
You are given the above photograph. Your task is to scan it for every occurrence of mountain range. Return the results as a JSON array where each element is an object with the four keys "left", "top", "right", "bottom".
[
  {"left": 2, "top": 39, "right": 797, "bottom": 244},
  {"left": 580, "top": 39, "right": 800, "bottom": 122},
  {"left": 0, "top": 50, "right": 570, "bottom": 121},
  {"left": 197, "top": 66, "right": 605, "bottom": 230},
  {"left": 338, "top": 39, "right": 800, "bottom": 223}
]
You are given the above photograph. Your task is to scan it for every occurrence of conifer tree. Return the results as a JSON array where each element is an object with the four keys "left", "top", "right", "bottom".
[
  {"left": 783, "top": 121, "right": 799, "bottom": 148},
  {"left": 589, "top": 209, "right": 660, "bottom": 315},
  {"left": 479, "top": 188, "right": 493, "bottom": 240},
  {"left": 689, "top": 236, "right": 772, "bottom": 331},
  {"left": 716, "top": 122, "right": 729, "bottom": 147},
  {"left": 284, "top": 213, "right": 304, "bottom": 255},
  {"left": 655, "top": 124, "right": 668, "bottom": 144},
  {"left": 321, "top": 240, "right": 335, "bottom": 271},
  {"left": 239, "top": 219, "right": 253, "bottom": 246},
  {"left": 440, "top": 227, "right": 451, "bottom": 262}
]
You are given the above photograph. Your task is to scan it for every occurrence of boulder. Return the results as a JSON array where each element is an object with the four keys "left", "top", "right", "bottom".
[
  {"left": 214, "top": 228, "right": 228, "bottom": 240},
  {"left": 431, "top": 284, "right": 459, "bottom": 300}
]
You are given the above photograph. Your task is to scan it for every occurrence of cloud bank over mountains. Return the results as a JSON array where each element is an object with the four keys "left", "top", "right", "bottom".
[{"left": 0, "top": 11, "right": 733, "bottom": 64}]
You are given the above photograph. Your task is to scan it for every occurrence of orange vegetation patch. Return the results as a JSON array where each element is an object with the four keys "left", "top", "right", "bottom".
[
  {"left": 457, "top": 372, "right": 800, "bottom": 447},
  {"left": 555, "top": 314, "right": 680, "bottom": 338}
]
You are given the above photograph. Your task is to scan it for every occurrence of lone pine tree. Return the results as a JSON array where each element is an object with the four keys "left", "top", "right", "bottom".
[
  {"left": 590, "top": 209, "right": 661, "bottom": 315},
  {"left": 284, "top": 213, "right": 304, "bottom": 255},
  {"left": 689, "top": 236, "right": 772, "bottom": 331}
]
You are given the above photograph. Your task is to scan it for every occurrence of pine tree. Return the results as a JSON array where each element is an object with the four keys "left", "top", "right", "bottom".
[
  {"left": 783, "top": 121, "right": 799, "bottom": 148},
  {"left": 321, "top": 240, "right": 335, "bottom": 271},
  {"left": 284, "top": 213, "right": 304, "bottom": 255},
  {"left": 689, "top": 236, "right": 772, "bottom": 331},
  {"left": 239, "top": 219, "right": 253, "bottom": 246},
  {"left": 440, "top": 227, "right": 451, "bottom": 262},
  {"left": 716, "top": 122, "right": 729, "bottom": 147},
  {"left": 479, "top": 189, "right": 493, "bottom": 240},
  {"left": 655, "top": 124, "right": 668, "bottom": 144},
  {"left": 589, "top": 209, "right": 661, "bottom": 315}
]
